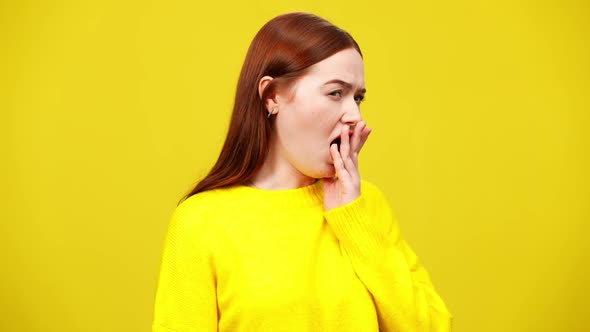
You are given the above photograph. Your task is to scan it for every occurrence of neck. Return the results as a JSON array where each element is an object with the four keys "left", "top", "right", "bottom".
[{"left": 248, "top": 138, "right": 316, "bottom": 190}]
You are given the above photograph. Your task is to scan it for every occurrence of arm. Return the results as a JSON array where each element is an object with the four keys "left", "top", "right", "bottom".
[
  {"left": 324, "top": 182, "right": 453, "bottom": 332},
  {"left": 324, "top": 122, "right": 452, "bottom": 331},
  {"left": 152, "top": 199, "right": 218, "bottom": 332}
]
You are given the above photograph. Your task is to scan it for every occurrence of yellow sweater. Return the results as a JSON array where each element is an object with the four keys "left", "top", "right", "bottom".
[{"left": 152, "top": 180, "right": 452, "bottom": 331}]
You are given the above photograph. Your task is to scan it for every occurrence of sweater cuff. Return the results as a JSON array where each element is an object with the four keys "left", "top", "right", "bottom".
[{"left": 324, "top": 193, "right": 391, "bottom": 260}]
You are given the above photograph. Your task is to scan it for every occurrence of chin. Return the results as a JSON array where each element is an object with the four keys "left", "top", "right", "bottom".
[{"left": 308, "top": 164, "right": 336, "bottom": 179}]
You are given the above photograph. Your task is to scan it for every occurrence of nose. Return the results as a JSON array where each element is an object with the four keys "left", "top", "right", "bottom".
[{"left": 341, "top": 97, "right": 362, "bottom": 127}]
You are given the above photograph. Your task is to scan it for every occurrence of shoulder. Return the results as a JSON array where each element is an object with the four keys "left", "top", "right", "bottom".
[
  {"left": 359, "top": 180, "right": 401, "bottom": 237},
  {"left": 359, "top": 179, "right": 395, "bottom": 214},
  {"left": 176, "top": 187, "right": 233, "bottom": 215},
  {"left": 168, "top": 186, "right": 243, "bottom": 234},
  {"left": 360, "top": 179, "right": 387, "bottom": 201}
]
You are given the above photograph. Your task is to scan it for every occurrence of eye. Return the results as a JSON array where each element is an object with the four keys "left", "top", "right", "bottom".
[
  {"left": 354, "top": 95, "right": 365, "bottom": 105},
  {"left": 328, "top": 90, "right": 342, "bottom": 98}
]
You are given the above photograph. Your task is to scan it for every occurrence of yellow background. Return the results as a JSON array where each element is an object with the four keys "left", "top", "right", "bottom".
[{"left": 1, "top": 0, "right": 588, "bottom": 331}]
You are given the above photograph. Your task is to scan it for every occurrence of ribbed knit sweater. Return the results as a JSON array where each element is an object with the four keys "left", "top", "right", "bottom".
[{"left": 152, "top": 179, "right": 452, "bottom": 331}]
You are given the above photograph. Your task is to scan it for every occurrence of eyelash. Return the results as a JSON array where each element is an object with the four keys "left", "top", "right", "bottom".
[
  {"left": 329, "top": 90, "right": 365, "bottom": 105},
  {"left": 328, "top": 90, "right": 342, "bottom": 97}
]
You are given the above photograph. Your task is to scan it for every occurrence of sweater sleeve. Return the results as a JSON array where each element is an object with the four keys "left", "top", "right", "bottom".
[
  {"left": 152, "top": 199, "right": 218, "bottom": 332},
  {"left": 324, "top": 181, "right": 453, "bottom": 332}
]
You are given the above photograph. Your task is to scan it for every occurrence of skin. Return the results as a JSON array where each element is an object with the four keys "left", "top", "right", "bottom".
[{"left": 249, "top": 47, "right": 372, "bottom": 211}]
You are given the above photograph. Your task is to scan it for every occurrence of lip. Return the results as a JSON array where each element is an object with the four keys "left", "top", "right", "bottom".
[
  {"left": 329, "top": 131, "right": 354, "bottom": 150},
  {"left": 329, "top": 130, "right": 354, "bottom": 144}
]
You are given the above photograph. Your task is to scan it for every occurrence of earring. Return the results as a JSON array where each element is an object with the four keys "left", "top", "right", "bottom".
[{"left": 267, "top": 108, "right": 276, "bottom": 119}]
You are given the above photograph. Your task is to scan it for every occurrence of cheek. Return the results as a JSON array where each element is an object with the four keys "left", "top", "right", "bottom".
[
  {"left": 278, "top": 98, "right": 340, "bottom": 147},
  {"left": 306, "top": 100, "right": 339, "bottom": 125},
  {"left": 304, "top": 111, "right": 337, "bottom": 143}
]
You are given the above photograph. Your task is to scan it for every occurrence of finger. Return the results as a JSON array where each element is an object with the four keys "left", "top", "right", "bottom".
[
  {"left": 350, "top": 121, "right": 366, "bottom": 153},
  {"left": 339, "top": 125, "right": 350, "bottom": 160},
  {"left": 356, "top": 127, "right": 372, "bottom": 154},
  {"left": 340, "top": 125, "right": 357, "bottom": 175},
  {"left": 330, "top": 143, "right": 350, "bottom": 180},
  {"left": 330, "top": 143, "right": 342, "bottom": 173}
]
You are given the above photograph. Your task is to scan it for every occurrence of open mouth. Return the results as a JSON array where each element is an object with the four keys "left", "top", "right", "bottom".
[{"left": 330, "top": 137, "right": 342, "bottom": 151}]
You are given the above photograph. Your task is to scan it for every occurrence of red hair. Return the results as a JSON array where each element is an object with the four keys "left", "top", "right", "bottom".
[{"left": 182, "top": 12, "right": 362, "bottom": 201}]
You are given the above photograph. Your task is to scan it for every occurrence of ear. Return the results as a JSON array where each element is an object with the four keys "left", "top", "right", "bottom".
[{"left": 258, "top": 76, "right": 279, "bottom": 115}]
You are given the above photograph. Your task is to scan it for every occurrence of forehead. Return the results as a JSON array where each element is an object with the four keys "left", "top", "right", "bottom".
[{"left": 301, "top": 48, "right": 365, "bottom": 86}]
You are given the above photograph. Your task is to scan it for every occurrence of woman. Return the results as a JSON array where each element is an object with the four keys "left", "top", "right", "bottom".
[{"left": 152, "top": 12, "right": 452, "bottom": 332}]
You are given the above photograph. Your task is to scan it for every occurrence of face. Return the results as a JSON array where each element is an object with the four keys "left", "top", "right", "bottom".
[{"left": 271, "top": 48, "right": 366, "bottom": 179}]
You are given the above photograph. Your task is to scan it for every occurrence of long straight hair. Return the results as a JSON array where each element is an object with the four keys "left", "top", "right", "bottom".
[{"left": 182, "top": 12, "right": 361, "bottom": 201}]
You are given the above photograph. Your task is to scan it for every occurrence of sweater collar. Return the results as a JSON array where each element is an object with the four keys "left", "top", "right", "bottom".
[{"left": 228, "top": 178, "right": 325, "bottom": 209}]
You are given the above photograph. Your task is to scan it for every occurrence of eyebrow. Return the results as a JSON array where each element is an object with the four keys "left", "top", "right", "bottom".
[{"left": 323, "top": 79, "right": 366, "bottom": 94}]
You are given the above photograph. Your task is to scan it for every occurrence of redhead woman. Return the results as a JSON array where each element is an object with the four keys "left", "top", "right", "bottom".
[{"left": 152, "top": 12, "right": 452, "bottom": 332}]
